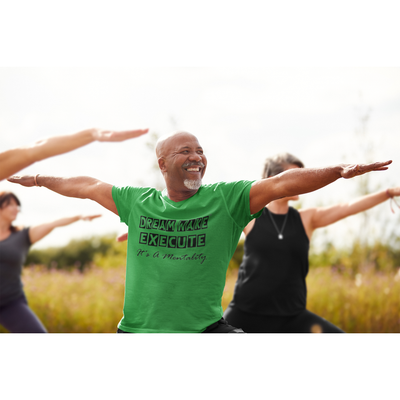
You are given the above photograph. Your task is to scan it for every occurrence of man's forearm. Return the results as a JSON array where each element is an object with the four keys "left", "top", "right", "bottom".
[
  {"left": 36, "top": 175, "right": 99, "bottom": 199},
  {"left": 249, "top": 160, "right": 391, "bottom": 214},
  {"left": 273, "top": 166, "right": 343, "bottom": 198},
  {"left": 8, "top": 173, "right": 117, "bottom": 214},
  {"left": 250, "top": 166, "right": 343, "bottom": 213}
]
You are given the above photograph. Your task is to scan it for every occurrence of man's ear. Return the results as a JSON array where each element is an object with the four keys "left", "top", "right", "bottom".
[{"left": 158, "top": 157, "right": 166, "bottom": 172}]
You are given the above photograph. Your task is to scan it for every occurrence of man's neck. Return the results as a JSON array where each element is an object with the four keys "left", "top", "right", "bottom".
[{"left": 164, "top": 187, "right": 199, "bottom": 202}]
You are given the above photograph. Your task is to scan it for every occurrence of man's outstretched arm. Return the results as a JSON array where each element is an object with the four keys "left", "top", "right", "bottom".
[
  {"left": 249, "top": 161, "right": 392, "bottom": 214},
  {"left": 0, "top": 127, "right": 148, "bottom": 181},
  {"left": 7, "top": 174, "right": 117, "bottom": 215}
]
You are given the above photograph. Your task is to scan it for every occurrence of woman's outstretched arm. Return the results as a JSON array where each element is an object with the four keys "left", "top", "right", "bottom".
[
  {"left": 28, "top": 214, "right": 102, "bottom": 244},
  {"left": 0, "top": 127, "right": 148, "bottom": 181},
  {"left": 300, "top": 186, "right": 400, "bottom": 238}
]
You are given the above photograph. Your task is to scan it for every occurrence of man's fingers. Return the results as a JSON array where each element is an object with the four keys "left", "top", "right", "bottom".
[
  {"left": 370, "top": 160, "right": 392, "bottom": 169},
  {"left": 7, "top": 175, "right": 36, "bottom": 186},
  {"left": 359, "top": 166, "right": 389, "bottom": 172},
  {"left": 7, "top": 175, "right": 25, "bottom": 183},
  {"left": 381, "top": 160, "right": 392, "bottom": 166},
  {"left": 342, "top": 160, "right": 392, "bottom": 179},
  {"left": 359, "top": 160, "right": 392, "bottom": 173}
]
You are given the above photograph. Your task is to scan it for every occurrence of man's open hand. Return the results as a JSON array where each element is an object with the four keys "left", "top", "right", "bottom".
[
  {"left": 93, "top": 128, "right": 149, "bottom": 142},
  {"left": 7, "top": 175, "right": 37, "bottom": 187},
  {"left": 341, "top": 160, "right": 392, "bottom": 179}
]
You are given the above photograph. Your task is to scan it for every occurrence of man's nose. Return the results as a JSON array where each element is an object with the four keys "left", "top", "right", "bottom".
[{"left": 188, "top": 152, "right": 202, "bottom": 162}]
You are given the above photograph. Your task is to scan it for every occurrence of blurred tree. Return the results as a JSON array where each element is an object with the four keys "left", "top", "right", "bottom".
[{"left": 25, "top": 235, "right": 117, "bottom": 272}]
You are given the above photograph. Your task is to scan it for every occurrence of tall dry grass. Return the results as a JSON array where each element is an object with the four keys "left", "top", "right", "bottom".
[
  {"left": 305, "top": 266, "right": 400, "bottom": 333},
  {"left": 222, "top": 267, "right": 400, "bottom": 333},
  {"left": 1, "top": 264, "right": 399, "bottom": 333},
  {"left": 0, "top": 265, "right": 125, "bottom": 333}
]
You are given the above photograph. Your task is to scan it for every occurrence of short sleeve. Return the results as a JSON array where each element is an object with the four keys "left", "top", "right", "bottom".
[
  {"left": 218, "top": 180, "right": 263, "bottom": 228},
  {"left": 22, "top": 227, "right": 32, "bottom": 247},
  {"left": 112, "top": 186, "right": 142, "bottom": 225}
]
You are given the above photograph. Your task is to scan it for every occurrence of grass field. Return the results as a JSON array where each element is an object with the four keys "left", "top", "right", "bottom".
[
  {"left": 1, "top": 265, "right": 126, "bottom": 333},
  {"left": 1, "top": 264, "right": 399, "bottom": 333},
  {"left": 223, "top": 266, "right": 400, "bottom": 333}
]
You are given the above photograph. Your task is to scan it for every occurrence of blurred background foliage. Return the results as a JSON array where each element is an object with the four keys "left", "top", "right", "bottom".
[
  {"left": 25, "top": 235, "right": 121, "bottom": 272},
  {"left": 25, "top": 234, "right": 400, "bottom": 275}
]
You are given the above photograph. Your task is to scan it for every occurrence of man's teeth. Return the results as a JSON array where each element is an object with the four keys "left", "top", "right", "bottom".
[{"left": 187, "top": 168, "right": 200, "bottom": 171}]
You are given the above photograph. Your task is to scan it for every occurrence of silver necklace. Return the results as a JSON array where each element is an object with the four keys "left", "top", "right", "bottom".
[{"left": 267, "top": 208, "right": 289, "bottom": 240}]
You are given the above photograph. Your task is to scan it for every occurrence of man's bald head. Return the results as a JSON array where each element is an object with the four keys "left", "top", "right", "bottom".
[
  {"left": 155, "top": 131, "right": 207, "bottom": 197},
  {"left": 155, "top": 131, "right": 198, "bottom": 159}
]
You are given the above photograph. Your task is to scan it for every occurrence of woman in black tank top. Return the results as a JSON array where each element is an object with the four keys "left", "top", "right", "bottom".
[{"left": 224, "top": 153, "right": 400, "bottom": 333}]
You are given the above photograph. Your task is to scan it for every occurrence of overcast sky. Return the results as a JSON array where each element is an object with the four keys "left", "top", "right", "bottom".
[
  {"left": 1, "top": 67, "right": 399, "bottom": 249},
  {"left": 1, "top": 3, "right": 400, "bottom": 385}
]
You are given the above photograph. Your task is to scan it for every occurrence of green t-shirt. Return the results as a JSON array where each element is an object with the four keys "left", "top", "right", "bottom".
[{"left": 112, "top": 180, "right": 262, "bottom": 333}]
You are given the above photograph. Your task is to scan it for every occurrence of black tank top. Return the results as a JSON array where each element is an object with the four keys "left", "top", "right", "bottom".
[{"left": 230, "top": 207, "right": 309, "bottom": 316}]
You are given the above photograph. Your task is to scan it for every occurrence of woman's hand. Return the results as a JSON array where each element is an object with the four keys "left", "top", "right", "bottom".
[
  {"left": 92, "top": 128, "right": 149, "bottom": 142},
  {"left": 387, "top": 187, "right": 400, "bottom": 198},
  {"left": 81, "top": 214, "right": 102, "bottom": 221}
]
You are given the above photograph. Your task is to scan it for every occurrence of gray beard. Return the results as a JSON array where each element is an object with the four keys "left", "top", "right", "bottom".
[{"left": 184, "top": 179, "right": 202, "bottom": 190}]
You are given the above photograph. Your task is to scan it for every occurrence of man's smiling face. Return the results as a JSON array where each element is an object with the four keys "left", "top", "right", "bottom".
[{"left": 157, "top": 132, "right": 207, "bottom": 194}]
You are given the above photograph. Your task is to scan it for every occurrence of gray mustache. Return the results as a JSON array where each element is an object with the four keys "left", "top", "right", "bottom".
[{"left": 182, "top": 162, "right": 205, "bottom": 168}]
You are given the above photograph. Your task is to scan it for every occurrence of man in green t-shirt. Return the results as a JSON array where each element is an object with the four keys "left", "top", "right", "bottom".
[{"left": 8, "top": 130, "right": 392, "bottom": 333}]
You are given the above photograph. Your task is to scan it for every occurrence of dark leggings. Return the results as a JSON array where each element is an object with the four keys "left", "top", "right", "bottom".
[
  {"left": 0, "top": 295, "right": 47, "bottom": 333},
  {"left": 117, "top": 318, "right": 245, "bottom": 333},
  {"left": 224, "top": 305, "right": 344, "bottom": 333}
]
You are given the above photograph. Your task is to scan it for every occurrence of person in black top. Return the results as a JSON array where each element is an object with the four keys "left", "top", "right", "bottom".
[
  {"left": 0, "top": 191, "right": 101, "bottom": 333},
  {"left": 223, "top": 153, "right": 400, "bottom": 333}
]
